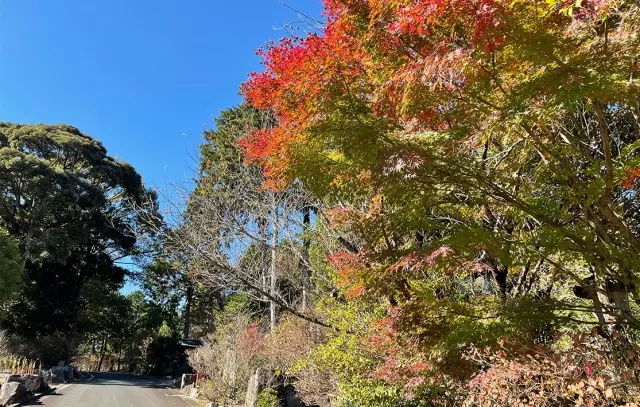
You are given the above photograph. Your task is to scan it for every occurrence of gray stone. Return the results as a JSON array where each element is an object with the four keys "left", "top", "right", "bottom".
[
  {"left": 25, "top": 374, "right": 47, "bottom": 393},
  {"left": 11, "top": 374, "right": 48, "bottom": 393},
  {"left": 0, "top": 381, "right": 27, "bottom": 406},
  {"left": 50, "top": 369, "right": 66, "bottom": 383},
  {"left": 5, "top": 376, "right": 20, "bottom": 384}
]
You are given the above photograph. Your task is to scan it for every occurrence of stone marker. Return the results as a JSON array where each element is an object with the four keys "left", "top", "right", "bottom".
[
  {"left": 180, "top": 373, "right": 197, "bottom": 389},
  {"left": 245, "top": 368, "right": 261, "bottom": 407}
]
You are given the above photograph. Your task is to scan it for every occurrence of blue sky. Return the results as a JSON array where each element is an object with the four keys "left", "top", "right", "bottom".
[
  {"left": 0, "top": 0, "right": 323, "bottom": 293},
  {"left": 0, "top": 0, "right": 322, "bottom": 189}
]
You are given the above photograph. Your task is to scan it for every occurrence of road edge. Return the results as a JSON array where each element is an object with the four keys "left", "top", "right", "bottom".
[
  {"left": 12, "top": 386, "right": 57, "bottom": 407},
  {"left": 13, "top": 371, "right": 93, "bottom": 406}
]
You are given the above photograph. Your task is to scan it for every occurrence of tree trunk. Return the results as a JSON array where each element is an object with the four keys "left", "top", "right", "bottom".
[
  {"left": 127, "top": 343, "right": 133, "bottom": 372},
  {"left": 259, "top": 217, "right": 269, "bottom": 314},
  {"left": 607, "top": 280, "right": 631, "bottom": 319},
  {"left": 97, "top": 333, "right": 108, "bottom": 372},
  {"left": 483, "top": 251, "right": 508, "bottom": 298},
  {"left": 117, "top": 340, "right": 122, "bottom": 371},
  {"left": 301, "top": 206, "right": 311, "bottom": 311},
  {"left": 208, "top": 296, "right": 216, "bottom": 333},
  {"left": 183, "top": 283, "right": 194, "bottom": 340},
  {"left": 491, "top": 266, "right": 508, "bottom": 298},
  {"left": 578, "top": 264, "right": 616, "bottom": 327},
  {"left": 270, "top": 196, "right": 279, "bottom": 331},
  {"left": 513, "top": 260, "right": 532, "bottom": 298}
]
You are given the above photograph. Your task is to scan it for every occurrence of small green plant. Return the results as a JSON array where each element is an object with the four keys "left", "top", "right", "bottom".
[{"left": 257, "top": 388, "right": 279, "bottom": 407}]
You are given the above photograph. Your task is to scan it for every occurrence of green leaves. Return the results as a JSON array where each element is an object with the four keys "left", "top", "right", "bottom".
[
  {"left": 0, "top": 227, "right": 22, "bottom": 307},
  {"left": 0, "top": 123, "right": 157, "bottom": 362}
]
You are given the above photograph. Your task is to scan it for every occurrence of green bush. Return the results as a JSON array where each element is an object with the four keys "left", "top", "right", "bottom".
[
  {"left": 197, "top": 379, "right": 223, "bottom": 403},
  {"left": 257, "top": 388, "right": 279, "bottom": 407}
]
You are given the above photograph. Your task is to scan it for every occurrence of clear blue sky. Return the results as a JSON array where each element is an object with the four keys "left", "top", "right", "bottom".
[
  {"left": 0, "top": 0, "right": 323, "bottom": 294},
  {"left": 0, "top": 0, "right": 322, "bottom": 189}
]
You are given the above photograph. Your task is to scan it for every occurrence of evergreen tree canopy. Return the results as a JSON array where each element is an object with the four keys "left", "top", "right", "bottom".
[{"left": 0, "top": 123, "right": 157, "bottom": 346}]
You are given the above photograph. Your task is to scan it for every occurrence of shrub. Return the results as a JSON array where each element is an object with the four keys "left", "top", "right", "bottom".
[
  {"left": 303, "top": 298, "right": 414, "bottom": 407},
  {"left": 196, "top": 379, "right": 219, "bottom": 402},
  {"left": 460, "top": 330, "right": 640, "bottom": 406},
  {"left": 188, "top": 312, "right": 265, "bottom": 404},
  {"left": 264, "top": 316, "right": 333, "bottom": 406},
  {"left": 257, "top": 388, "right": 279, "bottom": 407}
]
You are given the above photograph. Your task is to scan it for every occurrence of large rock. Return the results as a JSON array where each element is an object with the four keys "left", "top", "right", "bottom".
[
  {"left": 50, "top": 369, "right": 66, "bottom": 383},
  {"left": 0, "top": 381, "right": 27, "bottom": 406},
  {"left": 9, "top": 374, "right": 48, "bottom": 393},
  {"left": 27, "top": 374, "right": 48, "bottom": 393}
]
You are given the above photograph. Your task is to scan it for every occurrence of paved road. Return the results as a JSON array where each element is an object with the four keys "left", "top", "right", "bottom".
[{"left": 24, "top": 372, "right": 202, "bottom": 407}]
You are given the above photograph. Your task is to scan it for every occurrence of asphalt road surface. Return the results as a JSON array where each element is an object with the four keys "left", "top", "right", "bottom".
[{"left": 24, "top": 372, "right": 202, "bottom": 407}]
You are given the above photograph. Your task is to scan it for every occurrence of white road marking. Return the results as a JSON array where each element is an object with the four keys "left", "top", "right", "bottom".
[{"left": 164, "top": 392, "right": 195, "bottom": 400}]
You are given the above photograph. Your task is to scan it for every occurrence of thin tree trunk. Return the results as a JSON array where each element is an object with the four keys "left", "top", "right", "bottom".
[
  {"left": 208, "top": 297, "right": 216, "bottom": 333},
  {"left": 259, "top": 217, "right": 269, "bottom": 314},
  {"left": 584, "top": 263, "right": 614, "bottom": 327},
  {"left": 183, "top": 283, "right": 194, "bottom": 340},
  {"left": 127, "top": 343, "right": 133, "bottom": 372},
  {"left": 270, "top": 196, "right": 279, "bottom": 331},
  {"left": 97, "top": 333, "right": 108, "bottom": 372},
  {"left": 301, "top": 206, "right": 311, "bottom": 311},
  {"left": 513, "top": 259, "right": 544, "bottom": 297},
  {"left": 483, "top": 251, "right": 508, "bottom": 298},
  {"left": 513, "top": 261, "right": 531, "bottom": 298},
  {"left": 492, "top": 266, "right": 508, "bottom": 298},
  {"left": 117, "top": 340, "right": 122, "bottom": 371}
]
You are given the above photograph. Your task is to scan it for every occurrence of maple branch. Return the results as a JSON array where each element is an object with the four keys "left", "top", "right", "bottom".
[{"left": 594, "top": 101, "right": 614, "bottom": 197}]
